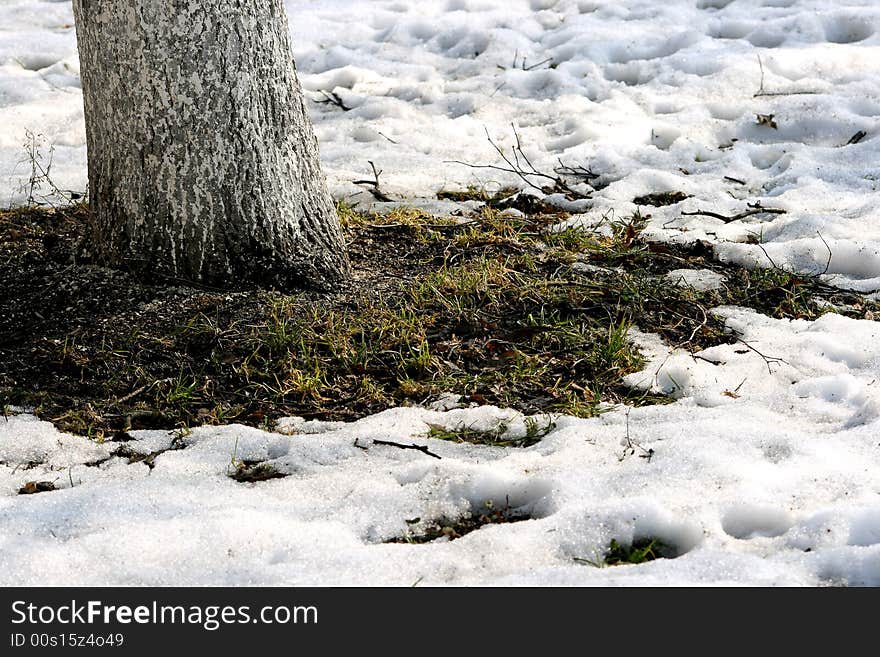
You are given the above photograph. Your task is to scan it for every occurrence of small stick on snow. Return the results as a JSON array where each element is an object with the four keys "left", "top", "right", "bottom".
[
  {"left": 680, "top": 205, "right": 785, "bottom": 224},
  {"left": 845, "top": 130, "right": 867, "bottom": 146},
  {"left": 754, "top": 54, "right": 819, "bottom": 97},
  {"left": 445, "top": 126, "right": 592, "bottom": 200},
  {"left": 816, "top": 231, "right": 833, "bottom": 276},
  {"left": 755, "top": 242, "right": 780, "bottom": 270},
  {"left": 353, "top": 161, "right": 394, "bottom": 202},
  {"left": 618, "top": 409, "right": 654, "bottom": 463},
  {"left": 523, "top": 57, "right": 553, "bottom": 71},
  {"left": 315, "top": 90, "right": 351, "bottom": 111},
  {"left": 373, "top": 439, "right": 442, "bottom": 459},
  {"left": 736, "top": 338, "right": 789, "bottom": 374}
]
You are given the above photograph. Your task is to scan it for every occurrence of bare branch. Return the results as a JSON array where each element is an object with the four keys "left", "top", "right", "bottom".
[
  {"left": 314, "top": 89, "right": 351, "bottom": 111},
  {"left": 736, "top": 338, "right": 789, "bottom": 374},
  {"left": 353, "top": 161, "right": 394, "bottom": 202},
  {"left": 816, "top": 231, "right": 833, "bottom": 276},
  {"left": 445, "top": 126, "right": 594, "bottom": 201},
  {"left": 680, "top": 204, "right": 785, "bottom": 224},
  {"left": 372, "top": 439, "right": 442, "bottom": 459}
]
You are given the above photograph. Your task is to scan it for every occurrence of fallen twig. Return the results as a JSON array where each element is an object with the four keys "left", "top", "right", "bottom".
[
  {"left": 816, "top": 231, "right": 832, "bottom": 276},
  {"left": 618, "top": 409, "right": 654, "bottom": 463},
  {"left": 446, "top": 125, "right": 593, "bottom": 200},
  {"left": 681, "top": 203, "right": 785, "bottom": 224},
  {"left": 755, "top": 241, "right": 780, "bottom": 270},
  {"left": 353, "top": 161, "right": 394, "bottom": 202},
  {"left": 315, "top": 90, "right": 351, "bottom": 111},
  {"left": 735, "top": 338, "right": 789, "bottom": 374},
  {"left": 372, "top": 439, "right": 442, "bottom": 459},
  {"left": 845, "top": 130, "right": 867, "bottom": 146},
  {"left": 510, "top": 51, "right": 554, "bottom": 71},
  {"left": 523, "top": 57, "right": 554, "bottom": 71},
  {"left": 555, "top": 159, "right": 600, "bottom": 184},
  {"left": 113, "top": 378, "right": 172, "bottom": 406},
  {"left": 754, "top": 54, "right": 819, "bottom": 97}
]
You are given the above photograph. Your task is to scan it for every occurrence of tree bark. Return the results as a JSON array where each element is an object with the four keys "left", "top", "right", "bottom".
[{"left": 72, "top": 0, "right": 350, "bottom": 289}]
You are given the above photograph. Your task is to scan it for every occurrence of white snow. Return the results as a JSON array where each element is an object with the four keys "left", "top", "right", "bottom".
[
  {"left": 665, "top": 268, "right": 728, "bottom": 291},
  {"left": 2, "top": 0, "right": 880, "bottom": 586}
]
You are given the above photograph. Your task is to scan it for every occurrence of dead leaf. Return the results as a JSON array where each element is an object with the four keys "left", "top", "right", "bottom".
[
  {"left": 756, "top": 113, "right": 778, "bottom": 129},
  {"left": 19, "top": 481, "right": 56, "bottom": 495}
]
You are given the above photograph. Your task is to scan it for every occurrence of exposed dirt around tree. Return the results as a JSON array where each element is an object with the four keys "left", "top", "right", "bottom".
[{"left": 2, "top": 201, "right": 875, "bottom": 438}]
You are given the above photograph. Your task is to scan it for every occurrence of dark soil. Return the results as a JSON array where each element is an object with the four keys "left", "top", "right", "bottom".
[
  {"left": 388, "top": 503, "right": 532, "bottom": 544},
  {"left": 229, "top": 461, "right": 288, "bottom": 483},
  {"left": 1, "top": 201, "right": 876, "bottom": 438},
  {"left": 632, "top": 191, "right": 690, "bottom": 207},
  {"left": 0, "top": 204, "right": 445, "bottom": 434}
]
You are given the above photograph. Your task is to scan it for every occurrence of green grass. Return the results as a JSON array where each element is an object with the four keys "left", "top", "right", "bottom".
[
  {"left": 388, "top": 500, "right": 531, "bottom": 543},
  {"left": 426, "top": 416, "right": 556, "bottom": 448},
  {"left": 226, "top": 210, "right": 661, "bottom": 421},
  {"left": 5, "top": 199, "right": 877, "bottom": 439},
  {"left": 233, "top": 248, "right": 648, "bottom": 422},
  {"left": 574, "top": 536, "right": 676, "bottom": 568},
  {"left": 604, "top": 537, "right": 672, "bottom": 565}
]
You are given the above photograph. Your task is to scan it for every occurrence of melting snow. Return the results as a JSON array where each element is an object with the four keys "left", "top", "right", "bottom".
[{"left": 1, "top": 0, "right": 880, "bottom": 585}]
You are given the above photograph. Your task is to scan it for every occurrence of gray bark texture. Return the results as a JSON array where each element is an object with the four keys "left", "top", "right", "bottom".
[{"left": 72, "top": 0, "right": 350, "bottom": 288}]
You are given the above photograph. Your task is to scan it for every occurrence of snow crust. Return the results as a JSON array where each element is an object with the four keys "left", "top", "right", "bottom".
[{"left": 1, "top": 1, "right": 879, "bottom": 585}]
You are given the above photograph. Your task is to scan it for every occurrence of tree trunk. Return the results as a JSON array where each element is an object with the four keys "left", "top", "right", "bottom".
[{"left": 72, "top": 0, "right": 350, "bottom": 289}]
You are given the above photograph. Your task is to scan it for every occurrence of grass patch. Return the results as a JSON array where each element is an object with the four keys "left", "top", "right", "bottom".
[
  {"left": 2, "top": 200, "right": 876, "bottom": 438},
  {"left": 228, "top": 461, "right": 288, "bottom": 484},
  {"left": 723, "top": 266, "right": 831, "bottom": 320},
  {"left": 603, "top": 537, "right": 675, "bottom": 565},
  {"left": 388, "top": 501, "right": 531, "bottom": 543},
  {"left": 426, "top": 416, "right": 556, "bottom": 448},
  {"left": 574, "top": 536, "right": 678, "bottom": 567}
]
